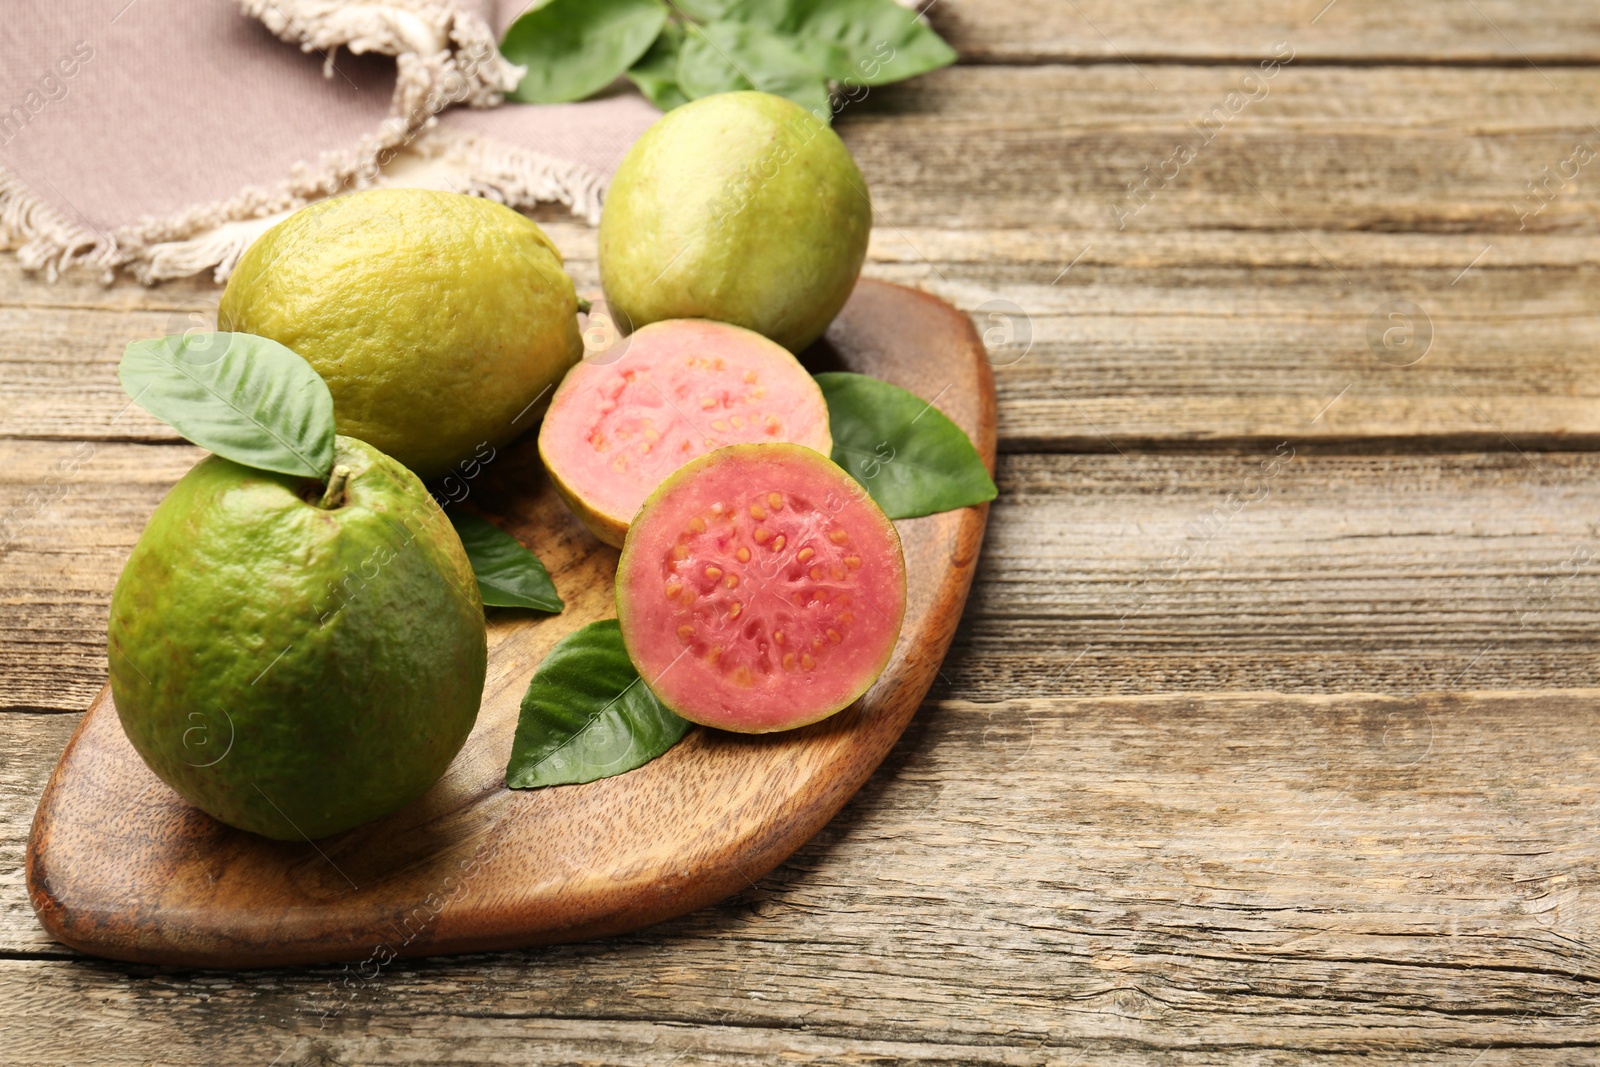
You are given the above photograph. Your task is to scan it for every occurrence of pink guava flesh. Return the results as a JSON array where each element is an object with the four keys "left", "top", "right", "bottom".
[
  {"left": 539, "top": 319, "right": 832, "bottom": 547},
  {"left": 616, "top": 444, "right": 906, "bottom": 733}
]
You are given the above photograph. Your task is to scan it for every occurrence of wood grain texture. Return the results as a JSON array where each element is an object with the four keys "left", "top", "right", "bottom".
[
  {"left": 5, "top": 691, "right": 1600, "bottom": 1063},
  {"left": 957, "top": 449, "right": 1600, "bottom": 698},
  {"left": 23, "top": 280, "right": 997, "bottom": 968},
  {"left": 5, "top": 7, "right": 1600, "bottom": 1061},
  {"left": 11, "top": 446, "right": 1600, "bottom": 715},
  {"left": 12, "top": 66, "right": 1600, "bottom": 449},
  {"left": 0, "top": 440, "right": 204, "bottom": 713},
  {"left": 0, "top": 714, "right": 73, "bottom": 954},
  {"left": 831, "top": 248, "right": 1600, "bottom": 453},
  {"left": 933, "top": 0, "right": 1600, "bottom": 64},
  {"left": 21, "top": 232, "right": 1600, "bottom": 450},
  {"left": 848, "top": 65, "right": 1600, "bottom": 233}
]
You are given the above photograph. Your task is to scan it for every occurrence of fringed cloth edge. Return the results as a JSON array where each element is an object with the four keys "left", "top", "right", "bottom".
[{"left": 0, "top": 0, "right": 606, "bottom": 285}]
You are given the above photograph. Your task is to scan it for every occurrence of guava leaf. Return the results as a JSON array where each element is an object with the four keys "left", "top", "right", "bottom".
[
  {"left": 627, "top": 19, "right": 690, "bottom": 111},
  {"left": 719, "top": 0, "right": 957, "bottom": 85},
  {"left": 506, "top": 620, "right": 691, "bottom": 789},
  {"left": 673, "top": 0, "right": 737, "bottom": 19},
  {"left": 816, "top": 371, "right": 996, "bottom": 519},
  {"left": 119, "top": 332, "right": 335, "bottom": 478},
  {"left": 502, "top": 0, "right": 669, "bottom": 104},
  {"left": 677, "top": 21, "right": 832, "bottom": 120},
  {"left": 447, "top": 511, "right": 564, "bottom": 613}
]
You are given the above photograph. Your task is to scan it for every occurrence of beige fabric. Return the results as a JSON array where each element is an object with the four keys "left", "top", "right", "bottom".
[{"left": 0, "top": 0, "right": 660, "bottom": 283}]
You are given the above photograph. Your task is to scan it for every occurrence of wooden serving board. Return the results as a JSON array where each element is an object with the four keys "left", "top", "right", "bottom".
[{"left": 25, "top": 279, "right": 996, "bottom": 968}]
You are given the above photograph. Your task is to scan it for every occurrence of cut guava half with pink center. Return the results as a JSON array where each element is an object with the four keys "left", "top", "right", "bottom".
[
  {"left": 616, "top": 443, "right": 906, "bottom": 733},
  {"left": 538, "top": 319, "right": 832, "bottom": 547}
]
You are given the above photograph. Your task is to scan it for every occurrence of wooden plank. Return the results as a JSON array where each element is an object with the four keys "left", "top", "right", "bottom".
[
  {"left": 11, "top": 67, "right": 1600, "bottom": 446},
  {"left": 847, "top": 64, "right": 1600, "bottom": 234},
  {"left": 0, "top": 441, "right": 204, "bottom": 713},
  {"left": 872, "top": 230, "right": 1600, "bottom": 450},
  {"left": 960, "top": 450, "right": 1600, "bottom": 696},
  {"left": 3, "top": 691, "right": 1598, "bottom": 1060},
  {"left": 17, "top": 235, "right": 1600, "bottom": 450},
  {"left": 0, "top": 714, "right": 70, "bottom": 955},
  {"left": 934, "top": 0, "right": 1600, "bottom": 64},
  {"left": 9, "top": 444, "right": 1600, "bottom": 713}
]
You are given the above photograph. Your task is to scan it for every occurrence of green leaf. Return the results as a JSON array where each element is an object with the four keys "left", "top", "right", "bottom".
[
  {"left": 673, "top": 0, "right": 737, "bottom": 18},
  {"left": 677, "top": 21, "right": 832, "bottom": 119},
  {"left": 720, "top": 0, "right": 956, "bottom": 85},
  {"left": 816, "top": 372, "right": 996, "bottom": 520},
  {"left": 447, "top": 511, "right": 564, "bottom": 613},
  {"left": 627, "top": 19, "right": 690, "bottom": 110},
  {"left": 506, "top": 619, "right": 691, "bottom": 789},
  {"left": 119, "top": 332, "right": 335, "bottom": 478},
  {"left": 502, "top": 0, "right": 670, "bottom": 104}
]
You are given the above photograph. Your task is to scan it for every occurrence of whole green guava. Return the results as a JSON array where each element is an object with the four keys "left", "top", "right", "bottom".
[
  {"left": 598, "top": 91, "right": 872, "bottom": 353},
  {"left": 107, "top": 436, "right": 486, "bottom": 840},
  {"left": 218, "top": 188, "right": 583, "bottom": 482}
]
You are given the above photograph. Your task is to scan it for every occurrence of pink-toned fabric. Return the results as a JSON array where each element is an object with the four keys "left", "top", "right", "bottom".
[
  {"left": 0, "top": 0, "right": 655, "bottom": 243},
  {"left": 454, "top": 0, "right": 659, "bottom": 178}
]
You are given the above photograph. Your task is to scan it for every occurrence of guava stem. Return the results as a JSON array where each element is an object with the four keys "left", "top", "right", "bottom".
[
  {"left": 576, "top": 296, "right": 593, "bottom": 314},
  {"left": 318, "top": 465, "right": 351, "bottom": 509}
]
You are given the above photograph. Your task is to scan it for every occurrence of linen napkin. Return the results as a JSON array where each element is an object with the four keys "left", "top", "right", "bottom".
[{"left": 0, "top": 0, "right": 661, "bottom": 283}]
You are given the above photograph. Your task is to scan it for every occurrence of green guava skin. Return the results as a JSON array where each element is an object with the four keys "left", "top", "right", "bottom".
[
  {"left": 598, "top": 91, "right": 872, "bottom": 353},
  {"left": 218, "top": 189, "right": 583, "bottom": 482},
  {"left": 107, "top": 436, "right": 486, "bottom": 841}
]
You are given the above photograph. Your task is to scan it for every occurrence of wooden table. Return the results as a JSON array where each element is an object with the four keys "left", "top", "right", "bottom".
[{"left": 5, "top": 2, "right": 1600, "bottom": 1061}]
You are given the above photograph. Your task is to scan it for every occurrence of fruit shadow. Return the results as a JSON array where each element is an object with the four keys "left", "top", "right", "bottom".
[{"left": 797, "top": 333, "right": 851, "bottom": 377}]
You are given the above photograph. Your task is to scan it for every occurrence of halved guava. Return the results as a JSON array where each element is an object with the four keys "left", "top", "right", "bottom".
[
  {"left": 538, "top": 319, "right": 832, "bottom": 548},
  {"left": 616, "top": 443, "right": 906, "bottom": 733}
]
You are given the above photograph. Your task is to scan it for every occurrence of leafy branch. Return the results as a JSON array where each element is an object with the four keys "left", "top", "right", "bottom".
[{"left": 500, "top": 0, "right": 955, "bottom": 120}]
